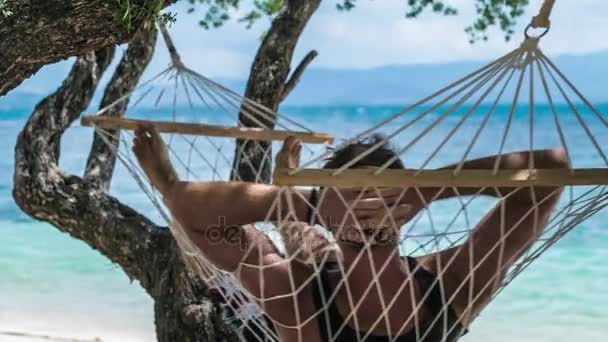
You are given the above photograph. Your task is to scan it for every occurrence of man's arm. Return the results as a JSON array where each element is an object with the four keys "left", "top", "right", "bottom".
[
  {"left": 164, "top": 181, "right": 304, "bottom": 236},
  {"left": 163, "top": 180, "right": 312, "bottom": 271},
  {"left": 418, "top": 149, "right": 568, "bottom": 324},
  {"left": 404, "top": 149, "right": 569, "bottom": 207},
  {"left": 131, "top": 123, "right": 311, "bottom": 305}
]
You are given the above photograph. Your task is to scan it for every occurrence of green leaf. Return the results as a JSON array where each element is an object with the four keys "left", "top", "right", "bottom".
[{"left": 182, "top": 0, "right": 531, "bottom": 43}]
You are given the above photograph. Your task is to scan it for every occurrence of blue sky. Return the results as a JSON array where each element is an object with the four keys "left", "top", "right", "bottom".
[
  {"left": 15, "top": 0, "right": 608, "bottom": 94},
  {"left": 148, "top": 0, "right": 608, "bottom": 76}
]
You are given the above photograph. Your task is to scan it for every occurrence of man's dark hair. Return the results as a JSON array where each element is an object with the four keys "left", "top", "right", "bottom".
[{"left": 323, "top": 134, "right": 405, "bottom": 169}]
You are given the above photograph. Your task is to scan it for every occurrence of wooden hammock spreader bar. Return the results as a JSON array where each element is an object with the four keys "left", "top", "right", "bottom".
[
  {"left": 81, "top": 116, "right": 334, "bottom": 144},
  {"left": 273, "top": 168, "right": 608, "bottom": 188}
]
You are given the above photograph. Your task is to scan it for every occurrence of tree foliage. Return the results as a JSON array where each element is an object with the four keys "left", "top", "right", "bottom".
[
  {"left": 186, "top": 0, "right": 285, "bottom": 29},
  {"left": 0, "top": 0, "right": 12, "bottom": 18},
  {"left": 187, "top": 0, "right": 531, "bottom": 42},
  {"left": 113, "top": 0, "right": 177, "bottom": 31},
  {"left": 464, "top": 0, "right": 530, "bottom": 43}
]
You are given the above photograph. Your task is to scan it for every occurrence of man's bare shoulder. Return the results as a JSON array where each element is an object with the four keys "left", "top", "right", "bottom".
[{"left": 415, "top": 247, "right": 469, "bottom": 296}]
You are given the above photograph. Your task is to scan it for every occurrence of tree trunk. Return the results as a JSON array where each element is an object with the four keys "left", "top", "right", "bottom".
[
  {"left": 0, "top": 0, "right": 173, "bottom": 96},
  {"left": 12, "top": 31, "right": 237, "bottom": 341},
  {"left": 12, "top": 1, "right": 321, "bottom": 341},
  {"left": 84, "top": 28, "right": 158, "bottom": 191},
  {"left": 230, "top": 0, "right": 321, "bottom": 182}
]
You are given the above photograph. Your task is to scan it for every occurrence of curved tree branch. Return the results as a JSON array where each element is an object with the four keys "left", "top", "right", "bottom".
[
  {"left": 85, "top": 28, "right": 158, "bottom": 190},
  {"left": 231, "top": 0, "right": 322, "bottom": 183},
  {"left": 12, "top": 34, "right": 237, "bottom": 342},
  {"left": 12, "top": 46, "right": 167, "bottom": 290},
  {"left": 10, "top": 1, "right": 324, "bottom": 340},
  {"left": 0, "top": 0, "right": 173, "bottom": 96},
  {"left": 280, "top": 49, "right": 318, "bottom": 103}
]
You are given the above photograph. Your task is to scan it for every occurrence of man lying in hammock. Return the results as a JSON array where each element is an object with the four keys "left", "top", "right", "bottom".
[{"left": 133, "top": 124, "right": 567, "bottom": 342}]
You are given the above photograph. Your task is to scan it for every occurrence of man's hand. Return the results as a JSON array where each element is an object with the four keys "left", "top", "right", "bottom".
[
  {"left": 316, "top": 187, "right": 416, "bottom": 244},
  {"left": 275, "top": 136, "right": 302, "bottom": 170},
  {"left": 275, "top": 136, "right": 416, "bottom": 244},
  {"left": 132, "top": 123, "right": 178, "bottom": 195}
]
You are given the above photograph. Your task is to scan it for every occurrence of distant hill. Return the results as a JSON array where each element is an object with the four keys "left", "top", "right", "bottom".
[
  {"left": 0, "top": 91, "right": 46, "bottom": 111},
  {"left": 2, "top": 50, "right": 607, "bottom": 111},
  {"left": 282, "top": 50, "right": 608, "bottom": 105}
]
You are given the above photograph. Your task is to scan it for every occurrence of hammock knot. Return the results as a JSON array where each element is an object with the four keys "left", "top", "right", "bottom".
[
  {"left": 233, "top": 302, "right": 265, "bottom": 321},
  {"left": 521, "top": 37, "right": 539, "bottom": 52},
  {"left": 172, "top": 57, "right": 186, "bottom": 72},
  {"left": 512, "top": 38, "right": 538, "bottom": 69}
]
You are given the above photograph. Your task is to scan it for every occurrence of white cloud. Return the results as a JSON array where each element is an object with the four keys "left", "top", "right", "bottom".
[
  {"left": 159, "top": 0, "right": 608, "bottom": 75},
  {"left": 289, "top": 0, "right": 608, "bottom": 69}
]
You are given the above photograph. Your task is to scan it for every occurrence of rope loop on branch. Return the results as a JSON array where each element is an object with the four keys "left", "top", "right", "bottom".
[
  {"left": 531, "top": 0, "right": 556, "bottom": 29},
  {"left": 524, "top": 24, "right": 550, "bottom": 40}
]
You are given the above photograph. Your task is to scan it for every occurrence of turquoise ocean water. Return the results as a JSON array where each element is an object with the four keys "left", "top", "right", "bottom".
[{"left": 1, "top": 105, "right": 607, "bottom": 341}]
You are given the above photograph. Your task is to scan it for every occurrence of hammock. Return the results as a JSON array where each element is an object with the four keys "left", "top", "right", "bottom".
[{"left": 83, "top": 1, "right": 608, "bottom": 340}]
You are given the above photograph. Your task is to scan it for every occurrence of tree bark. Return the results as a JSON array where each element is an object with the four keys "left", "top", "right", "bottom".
[
  {"left": 230, "top": 0, "right": 321, "bottom": 183},
  {"left": 12, "top": 1, "right": 322, "bottom": 340},
  {"left": 280, "top": 50, "right": 318, "bottom": 104},
  {"left": 84, "top": 28, "right": 158, "bottom": 191},
  {"left": 0, "top": 0, "right": 173, "bottom": 96},
  {"left": 12, "top": 36, "right": 237, "bottom": 342}
]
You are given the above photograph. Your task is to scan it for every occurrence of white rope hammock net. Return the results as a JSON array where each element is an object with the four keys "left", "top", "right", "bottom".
[{"left": 85, "top": 5, "right": 608, "bottom": 341}]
